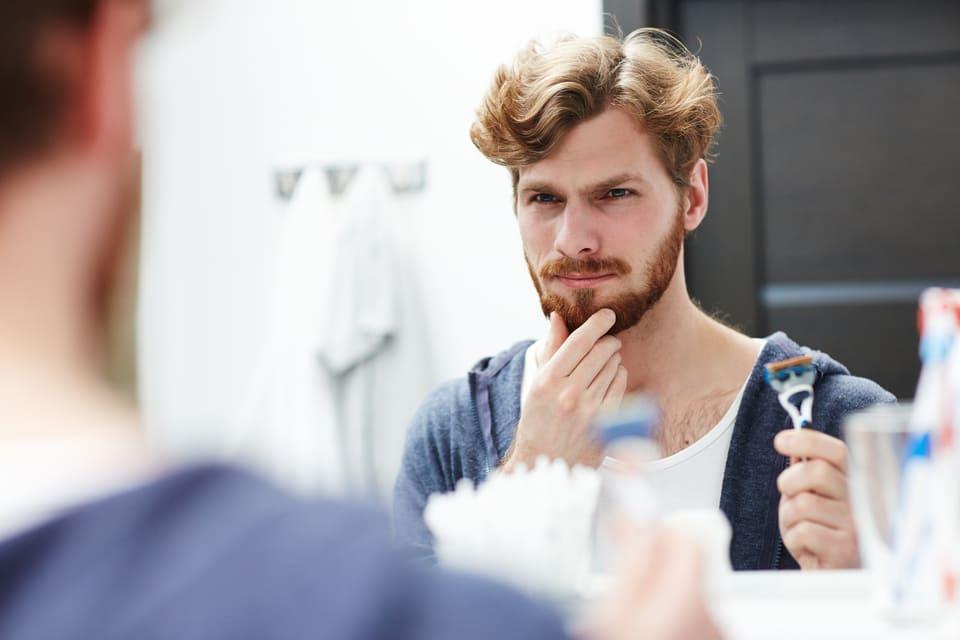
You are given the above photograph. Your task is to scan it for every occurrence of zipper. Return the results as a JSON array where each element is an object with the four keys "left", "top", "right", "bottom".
[
  {"left": 772, "top": 537, "right": 784, "bottom": 569},
  {"left": 769, "top": 419, "right": 793, "bottom": 570},
  {"left": 769, "top": 450, "right": 790, "bottom": 569}
]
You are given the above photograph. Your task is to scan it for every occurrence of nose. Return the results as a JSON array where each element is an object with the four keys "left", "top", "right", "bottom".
[{"left": 553, "top": 201, "right": 600, "bottom": 258}]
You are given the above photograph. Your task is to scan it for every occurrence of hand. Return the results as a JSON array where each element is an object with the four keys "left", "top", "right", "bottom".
[
  {"left": 775, "top": 429, "right": 860, "bottom": 570},
  {"left": 502, "top": 309, "right": 627, "bottom": 471},
  {"left": 585, "top": 530, "right": 723, "bottom": 640}
]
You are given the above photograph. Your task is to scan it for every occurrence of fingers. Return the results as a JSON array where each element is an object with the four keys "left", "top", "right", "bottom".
[
  {"left": 779, "top": 492, "right": 850, "bottom": 531},
  {"left": 600, "top": 366, "right": 628, "bottom": 414},
  {"left": 585, "top": 349, "right": 622, "bottom": 396},
  {"left": 541, "top": 311, "right": 569, "bottom": 363},
  {"left": 781, "top": 520, "right": 858, "bottom": 569},
  {"left": 776, "top": 432, "right": 862, "bottom": 571},
  {"left": 777, "top": 458, "right": 848, "bottom": 500},
  {"left": 794, "top": 551, "right": 821, "bottom": 571},
  {"left": 545, "top": 309, "right": 617, "bottom": 378},
  {"left": 774, "top": 429, "right": 848, "bottom": 473},
  {"left": 569, "top": 335, "right": 622, "bottom": 390}
]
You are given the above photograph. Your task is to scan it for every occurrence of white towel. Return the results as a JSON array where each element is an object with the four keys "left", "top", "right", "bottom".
[
  {"left": 318, "top": 167, "right": 434, "bottom": 500},
  {"left": 226, "top": 168, "right": 346, "bottom": 495},
  {"left": 228, "top": 166, "right": 434, "bottom": 500}
]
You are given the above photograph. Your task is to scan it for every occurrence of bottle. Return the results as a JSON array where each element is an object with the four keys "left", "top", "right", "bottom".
[
  {"left": 941, "top": 290, "right": 960, "bottom": 611},
  {"left": 890, "top": 288, "right": 957, "bottom": 622},
  {"left": 591, "top": 396, "right": 661, "bottom": 574}
]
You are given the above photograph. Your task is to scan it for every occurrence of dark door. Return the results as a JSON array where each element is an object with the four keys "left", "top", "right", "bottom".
[{"left": 606, "top": 0, "right": 960, "bottom": 398}]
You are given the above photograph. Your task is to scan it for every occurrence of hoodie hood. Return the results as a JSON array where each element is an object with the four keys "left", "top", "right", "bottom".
[
  {"left": 765, "top": 331, "right": 851, "bottom": 380},
  {"left": 467, "top": 340, "right": 531, "bottom": 472}
]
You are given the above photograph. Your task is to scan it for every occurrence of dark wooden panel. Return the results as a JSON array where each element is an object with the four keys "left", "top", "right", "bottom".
[
  {"left": 766, "top": 302, "right": 919, "bottom": 400},
  {"left": 758, "top": 61, "right": 960, "bottom": 283},
  {"left": 673, "top": 0, "right": 958, "bottom": 400},
  {"left": 752, "top": 0, "right": 960, "bottom": 64},
  {"left": 682, "top": 0, "right": 760, "bottom": 333}
]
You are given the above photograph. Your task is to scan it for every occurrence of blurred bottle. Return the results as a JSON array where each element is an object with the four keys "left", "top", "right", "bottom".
[
  {"left": 890, "top": 288, "right": 958, "bottom": 623},
  {"left": 591, "top": 396, "right": 661, "bottom": 573},
  {"left": 943, "top": 290, "right": 960, "bottom": 609}
]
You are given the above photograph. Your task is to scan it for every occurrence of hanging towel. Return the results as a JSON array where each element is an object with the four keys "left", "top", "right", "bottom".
[
  {"left": 318, "top": 167, "right": 434, "bottom": 501},
  {"left": 228, "top": 165, "right": 434, "bottom": 501},
  {"left": 226, "top": 168, "right": 346, "bottom": 495}
]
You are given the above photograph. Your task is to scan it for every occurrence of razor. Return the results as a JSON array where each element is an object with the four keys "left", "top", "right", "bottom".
[{"left": 764, "top": 355, "right": 815, "bottom": 429}]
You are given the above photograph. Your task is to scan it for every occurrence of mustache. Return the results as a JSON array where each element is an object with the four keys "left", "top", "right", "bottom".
[{"left": 539, "top": 256, "right": 632, "bottom": 279}]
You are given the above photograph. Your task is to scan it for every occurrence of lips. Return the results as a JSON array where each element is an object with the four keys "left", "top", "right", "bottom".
[{"left": 554, "top": 273, "right": 617, "bottom": 289}]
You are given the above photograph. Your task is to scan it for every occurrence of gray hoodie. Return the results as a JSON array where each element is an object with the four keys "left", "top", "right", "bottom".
[{"left": 393, "top": 332, "right": 895, "bottom": 570}]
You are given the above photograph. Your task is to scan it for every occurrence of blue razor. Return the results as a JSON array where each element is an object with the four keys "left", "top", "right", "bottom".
[{"left": 765, "top": 355, "right": 815, "bottom": 429}]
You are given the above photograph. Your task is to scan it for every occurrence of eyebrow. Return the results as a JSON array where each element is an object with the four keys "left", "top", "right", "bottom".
[{"left": 517, "top": 172, "right": 649, "bottom": 196}]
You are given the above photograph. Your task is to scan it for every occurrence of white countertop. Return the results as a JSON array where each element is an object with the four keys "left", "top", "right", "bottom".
[
  {"left": 579, "top": 571, "right": 960, "bottom": 639},
  {"left": 712, "top": 571, "right": 959, "bottom": 640}
]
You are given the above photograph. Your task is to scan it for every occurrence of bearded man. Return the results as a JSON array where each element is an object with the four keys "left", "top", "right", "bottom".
[{"left": 394, "top": 29, "right": 894, "bottom": 572}]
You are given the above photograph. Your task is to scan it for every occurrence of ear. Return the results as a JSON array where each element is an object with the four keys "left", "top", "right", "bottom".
[
  {"left": 79, "top": 0, "right": 147, "bottom": 158},
  {"left": 681, "top": 158, "right": 709, "bottom": 232}
]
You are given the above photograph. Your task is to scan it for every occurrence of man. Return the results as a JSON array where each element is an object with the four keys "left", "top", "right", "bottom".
[
  {"left": 0, "top": 2, "right": 720, "bottom": 639},
  {"left": 394, "top": 29, "right": 895, "bottom": 571}
]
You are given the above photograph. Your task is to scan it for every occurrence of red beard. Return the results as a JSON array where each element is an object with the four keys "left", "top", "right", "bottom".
[{"left": 528, "top": 211, "right": 684, "bottom": 336}]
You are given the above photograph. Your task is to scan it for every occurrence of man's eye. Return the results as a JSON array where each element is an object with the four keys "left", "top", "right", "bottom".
[
  {"left": 605, "top": 188, "right": 632, "bottom": 199},
  {"left": 532, "top": 193, "right": 559, "bottom": 204}
]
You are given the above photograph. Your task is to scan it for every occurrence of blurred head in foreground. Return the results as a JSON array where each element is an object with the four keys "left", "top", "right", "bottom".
[{"left": 0, "top": 1, "right": 147, "bottom": 394}]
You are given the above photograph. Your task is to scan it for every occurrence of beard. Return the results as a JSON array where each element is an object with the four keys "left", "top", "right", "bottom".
[{"left": 527, "top": 210, "right": 685, "bottom": 336}]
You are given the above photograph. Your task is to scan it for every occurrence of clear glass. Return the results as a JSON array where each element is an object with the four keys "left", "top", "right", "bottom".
[{"left": 844, "top": 403, "right": 952, "bottom": 626}]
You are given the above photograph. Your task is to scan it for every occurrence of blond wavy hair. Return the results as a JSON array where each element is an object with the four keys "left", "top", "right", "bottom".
[{"left": 470, "top": 28, "right": 721, "bottom": 193}]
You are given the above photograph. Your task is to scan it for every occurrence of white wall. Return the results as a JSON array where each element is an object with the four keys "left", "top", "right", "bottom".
[{"left": 138, "top": 0, "right": 602, "bottom": 456}]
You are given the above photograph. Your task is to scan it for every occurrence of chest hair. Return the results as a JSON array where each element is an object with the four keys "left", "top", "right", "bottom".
[{"left": 655, "top": 389, "right": 740, "bottom": 457}]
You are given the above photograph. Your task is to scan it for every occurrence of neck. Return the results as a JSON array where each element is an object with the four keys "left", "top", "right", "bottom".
[
  {"left": 615, "top": 258, "right": 755, "bottom": 401},
  {"left": 0, "top": 163, "right": 138, "bottom": 440}
]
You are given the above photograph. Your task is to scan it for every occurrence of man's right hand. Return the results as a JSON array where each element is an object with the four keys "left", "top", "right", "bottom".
[{"left": 502, "top": 308, "right": 627, "bottom": 471}]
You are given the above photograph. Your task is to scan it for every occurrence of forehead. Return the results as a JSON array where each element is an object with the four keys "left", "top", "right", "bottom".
[{"left": 517, "top": 107, "right": 667, "bottom": 189}]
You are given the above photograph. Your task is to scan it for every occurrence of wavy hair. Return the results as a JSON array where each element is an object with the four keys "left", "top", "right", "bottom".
[{"left": 470, "top": 28, "right": 721, "bottom": 193}]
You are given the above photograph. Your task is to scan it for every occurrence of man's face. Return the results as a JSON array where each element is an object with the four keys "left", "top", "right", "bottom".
[{"left": 517, "top": 107, "right": 687, "bottom": 336}]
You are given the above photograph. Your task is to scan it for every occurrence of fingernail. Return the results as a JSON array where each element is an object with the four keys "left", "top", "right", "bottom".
[{"left": 604, "top": 309, "right": 616, "bottom": 324}]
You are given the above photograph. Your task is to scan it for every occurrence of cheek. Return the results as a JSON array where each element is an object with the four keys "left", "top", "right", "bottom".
[
  {"left": 517, "top": 212, "right": 554, "bottom": 257},
  {"left": 599, "top": 213, "right": 640, "bottom": 249},
  {"left": 615, "top": 201, "right": 673, "bottom": 243},
  {"left": 599, "top": 214, "right": 662, "bottom": 273}
]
